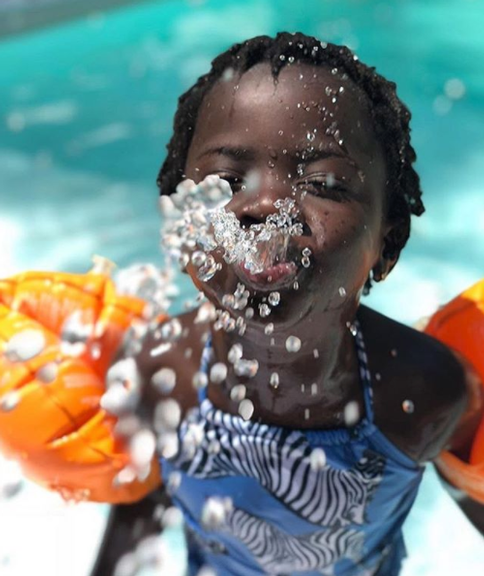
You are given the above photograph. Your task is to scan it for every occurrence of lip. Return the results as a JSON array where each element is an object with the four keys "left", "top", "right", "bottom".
[{"left": 235, "top": 261, "right": 300, "bottom": 291}]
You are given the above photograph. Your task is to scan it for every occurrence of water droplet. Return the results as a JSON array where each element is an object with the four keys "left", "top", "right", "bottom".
[
  {"left": 196, "top": 255, "right": 218, "bottom": 282},
  {"left": 264, "top": 323, "right": 274, "bottom": 335},
  {"left": 269, "top": 372, "right": 280, "bottom": 389},
  {"left": 129, "top": 429, "right": 156, "bottom": 470},
  {"left": 222, "top": 67, "right": 235, "bottom": 82},
  {"left": 0, "top": 391, "right": 19, "bottom": 412},
  {"left": 306, "top": 131, "right": 315, "bottom": 142},
  {"left": 234, "top": 358, "right": 259, "bottom": 378},
  {"left": 339, "top": 86, "right": 345, "bottom": 94},
  {"left": 238, "top": 398, "right": 255, "bottom": 420},
  {"left": 302, "top": 257, "right": 311, "bottom": 268},
  {"left": 339, "top": 287, "right": 347, "bottom": 297},
  {"left": 288, "top": 56, "right": 295, "bottom": 63},
  {"left": 313, "top": 349, "right": 319, "bottom": 359},
  {"left": 268, "top": 292, "right": 280, "bottom": 306},
  {"left": 279, "top": 54, "right": 286, "bottom": 61},
  {"left": 375, "top": 372, "right": 382, "bottom": 381},
  {"left": 344, "top": 401, "right": 360, "bottom": 426},
  {"left": 228, "top": 343, "right": 243, "bottom": 364},
  {"left": 230, "top": 384, "right": 246, "bottom": 402},
  {"left": 331, "top": 67, "right": 338, "bottom": 75},
  {"left": 150, "top": 342, "right": 172, "bottom": 357},
  {"left": 154, "top": 399, "right": 181, "bottom": 431},
  {"left": 191, "top": 250, "right": 207, "bottom": 267},
  {"left": 302, "top": 247, "right": 311, "bottom": 257},
  {"left": 210, "top": 362, "right": 227, "bottom": 383},
  {"left": 268, "top": 160, "right": 275, "bottom": 168},
  {"left": 346, "top": 322, "right": 358, "bottom": 336},
  {"left": 36, "top": 362, "right": 58, "bottom": 384},
  {"left": 311, "top": 383, "right": 318, "bottom": 395},
  {"left": 310, "top": 447, "right": 326, "bottom": 470},
  {"left": 285, "top": 335, "right": 302, "bottom": 352},
  {"left": 6, "top": 329, "right": 46, "bottom": 362},
  {"left": 278, "top": 130, "right": 284, "bottom": 136},
  {"left": 402, "top": 399, "right": 414, "bottom": 413},
  {"left": 293, "top": 281, "right": 299, "bottom": 290},
  {"left": 245, "top": 307, "right": 255, "bottom": 319},
  {"left": 201, "top": 497, "right": 232, "bottom": 529},
  {"left": 195, "top": 302, "right": 217, "bottom": 323},
  {"left": 259, "top": 303, "right": 271, "bottom": 317},
  {"left": 390, "top": 349, "right": 398, "bottom": 357},
  {"left": 304, "top": 408, "right": 310, "bottom": 420},
  {"left": 160, "top": 319, "right": 182, "bottom": 342},
  {"left": 151, "top": 367, "right": 177, "bottom": 394}
]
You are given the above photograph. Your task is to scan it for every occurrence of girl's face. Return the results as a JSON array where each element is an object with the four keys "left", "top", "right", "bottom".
[{"left": 183, "top": 63, "right": 391, "bottom": 328}]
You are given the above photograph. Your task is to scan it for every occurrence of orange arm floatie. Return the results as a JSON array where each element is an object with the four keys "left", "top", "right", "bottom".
[
  {"left": 0, "top": 266, "right": 164, "bottom": 504},
  {"left": 425, "top": 279, "right": 484, "bottom": 503}
]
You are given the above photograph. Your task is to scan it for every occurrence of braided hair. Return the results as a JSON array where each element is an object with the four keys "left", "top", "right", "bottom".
[{"left": 157, "top": 32, "right": 424, "bottom": 292}]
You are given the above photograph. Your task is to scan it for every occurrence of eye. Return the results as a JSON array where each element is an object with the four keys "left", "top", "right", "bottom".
[
  {"left": 300, "top": 176, "right": 350, "bottom": 202},
  {"left": 214, "top": 173, "right": 245, "bottom": 193}
]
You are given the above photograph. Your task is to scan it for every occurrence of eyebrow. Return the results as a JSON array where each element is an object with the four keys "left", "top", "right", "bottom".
[
  {"left": 198, "top": 146, "right": 257, "bottom": 162},
  {"left": 197, "top": 143, "right": 357, "bottom": 166}
]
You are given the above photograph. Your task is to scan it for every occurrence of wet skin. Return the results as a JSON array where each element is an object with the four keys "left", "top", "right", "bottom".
[{"left": 141, "top": 64, "right": 477, "bottom": 464}]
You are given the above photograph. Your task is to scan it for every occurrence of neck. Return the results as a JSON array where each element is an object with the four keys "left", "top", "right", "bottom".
[{"left": 207, "top": 302, "right": 361, "bottom": 426}]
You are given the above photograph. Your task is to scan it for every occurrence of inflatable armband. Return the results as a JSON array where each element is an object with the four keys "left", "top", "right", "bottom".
[
  {"left": 425, "top": 279, "right": 484, "bottom": 503},
  {"left": 0, "top": 266, "right": 164, "bottom": 503}
]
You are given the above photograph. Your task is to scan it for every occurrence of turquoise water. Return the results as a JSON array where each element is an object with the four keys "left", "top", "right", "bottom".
[{"left": 0, "top": 0, "right": 483, "bottom": 574}]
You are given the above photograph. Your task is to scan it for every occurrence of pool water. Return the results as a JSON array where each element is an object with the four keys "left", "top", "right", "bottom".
[{"left": 0, "top": 0, "right": 483, "bottom": 574}]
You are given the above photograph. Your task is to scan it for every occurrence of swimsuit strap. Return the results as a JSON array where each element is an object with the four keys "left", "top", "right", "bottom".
[{"left": 353, "top": 319, "right": 375, "bottom": 425}]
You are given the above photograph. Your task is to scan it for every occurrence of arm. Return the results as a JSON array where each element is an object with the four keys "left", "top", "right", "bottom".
[{"left": 433, "top": 355, "right": 484, "bottom": 534}]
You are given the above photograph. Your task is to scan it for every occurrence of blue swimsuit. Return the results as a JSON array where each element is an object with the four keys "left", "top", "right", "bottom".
[{"left": 161, "top": 324, "right": 425, "bottom": 575}]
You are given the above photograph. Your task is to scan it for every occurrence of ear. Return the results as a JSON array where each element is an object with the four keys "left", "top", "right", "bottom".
[{"left": 372, "top": 220, "right": 407, "bottom": 282}]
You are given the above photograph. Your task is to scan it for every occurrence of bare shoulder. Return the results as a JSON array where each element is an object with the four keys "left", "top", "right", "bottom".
[
  {"left": 133, "top": 309, "right": 210, "bottom": 421},
  {"left": 358, "top": 305, "right": 468, "bottom": 463}
]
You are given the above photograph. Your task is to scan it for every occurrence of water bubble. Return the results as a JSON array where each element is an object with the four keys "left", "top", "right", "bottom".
[
  {"left": 222, "top": 294, "right": 236, "bottom": 308},
  {"left": 375, "top": 372, "right": 381, "bottom": 381},
  {"left": 313, "top": 349, "right": 319, "bottom": 359},
  {"left": 285, "top": 335, "right": 302, "bottom": 352},
  {"left": 101, "top": 384, "right": 134, "bottom": 415},
  {"left": 344, "top": 401, "right": 360, "bottom": 426},
  {"left": 310, "top": 447, "right": 326, "bottom": 470},
  {"left": 238, "top": 398, "right": 255, "bottom": 420},
  {"left": 192, "top": 371, "right": 208, "bottom": 389},
  {"left": 279, "top": 54, "right": 286, "bottom": 61},
  {"left": 264, "top": 323, "right": 274, "bottom": 335},
  {"left": 234, "top": 358, "right": 259, "bottom": 378},
  {"left": 339, "top": 86, "right": 345, "bottom": 94},
  {"left": 259, "top": 303, "right": 271, "bottom": 317},
  {"left": 228, "top": 343, "right": 243, "bottom": 364},
  {"left": 331, "top": 67, "right": 338, "bottom": 75},
  {"left": 302, "top": 257, "right": 311, "bottom": 268},
  {"left": 5, "top": 329, "right": 46, "bottom": 362},
  {"left": 269, "top": 372, "right": 280, "bottom": 389},
  {"left": 302, "top": 247, "right": 311, "bottom": 258},
  {"left": 210, "top": 362, "right": 227, "bottom": 383},
  {"left": 268, "top": 292, "right": 280, "bottom": 306},
  {"left": 311, "top": 383, "right": 318, "bottom": 395},
  {"left": 230, "top": 384, "right": 246, "bottom": 402},
  {"left": 288, "top": 56, "right": 295, "bottom": 63},
  {"left": 278, "top": 130, "right": 284, "bottom": 136},
  {"left": 306, "top": 131, "right": 315, "bottom": 142},
  {"left": 151, "top": 367, "right": 177, "bottom": 394},
  {"left": 293, "top": 281, "right": 299, "bottom": 290},
  {"left": 390, "top": 349, "right": 398, "bottom": 357},
  {"left": 304, "top": 408, "right": 310, "bottom": 420},
  {"left": 402, "top": 399, "right": 414, "bottom": 414},
  {"left": 191, "top": 250, "right": 207, "bottom": 267},
  {"left": 339, "top": 287, "right": 347, "bottom": 297}
]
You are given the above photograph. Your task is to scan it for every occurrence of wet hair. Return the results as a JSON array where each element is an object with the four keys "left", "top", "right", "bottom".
[{"left": 157, "top": 32, "right": 424, "bottom": 292}]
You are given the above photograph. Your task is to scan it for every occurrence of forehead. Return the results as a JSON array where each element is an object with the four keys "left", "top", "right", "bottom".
[{"left": 189, "top": 63, "right": 383, "bottom": 165}]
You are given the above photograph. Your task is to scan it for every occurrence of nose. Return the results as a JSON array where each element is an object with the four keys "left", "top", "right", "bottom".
[{"left": 226, "top": 173, "right": 296, "bottom": 229}]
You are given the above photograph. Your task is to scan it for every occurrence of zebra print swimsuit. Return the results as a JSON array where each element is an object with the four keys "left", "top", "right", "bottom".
[{"left": 160, "top": 323, "right": 425, "bottom": 575}]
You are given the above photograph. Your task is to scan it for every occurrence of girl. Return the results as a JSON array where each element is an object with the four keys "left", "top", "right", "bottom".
[{"left": 1, "top": 32, "right": 483, "bottom": 576}]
